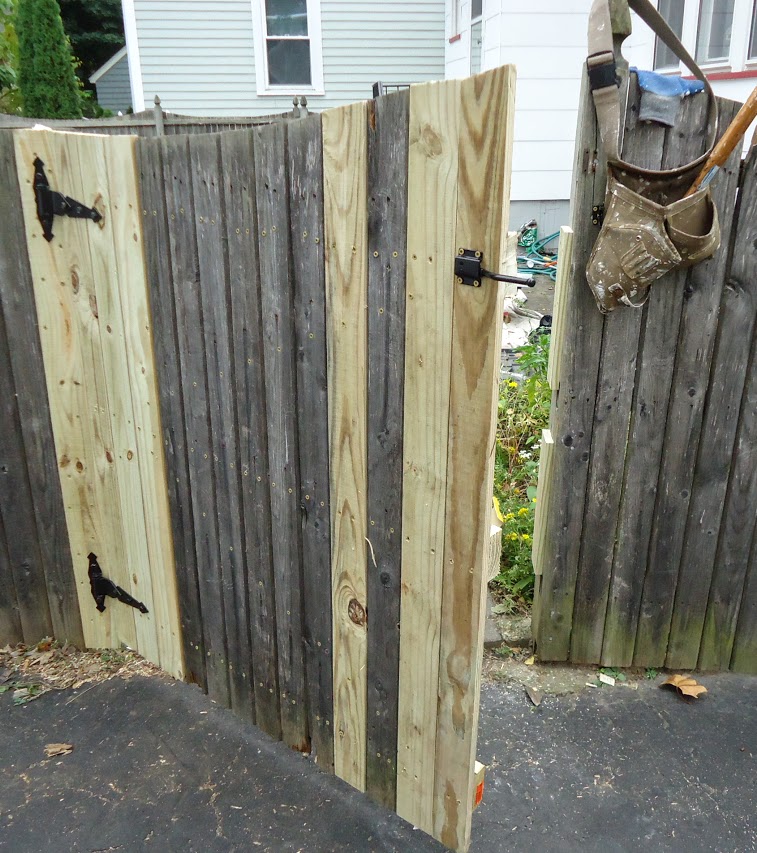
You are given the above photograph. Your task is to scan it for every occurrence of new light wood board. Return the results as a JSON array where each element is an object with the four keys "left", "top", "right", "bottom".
[{"left": 323, "top": 102, "right": 369, "bottom": 790}]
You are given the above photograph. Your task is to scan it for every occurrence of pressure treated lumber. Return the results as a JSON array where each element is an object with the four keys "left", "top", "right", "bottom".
[
  {"left": 395, "top": 77, "right": 460, "bottom": 832},
  {"left": 323, "top": 101, "right": 369, "bottom": 791},
  {"left": 546, "top": 226, "right": 574, "bottom": 392}
]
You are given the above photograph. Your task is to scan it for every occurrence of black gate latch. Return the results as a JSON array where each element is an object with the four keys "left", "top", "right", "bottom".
[
  {"left": 454, "top": 248, "right": 536, "bottom": 288},
  {"left": 88, "top": 553, "right": 149, "bottom": 614},
  {"left": 34, "top": 157, "right": 102, "bottom": 242}
]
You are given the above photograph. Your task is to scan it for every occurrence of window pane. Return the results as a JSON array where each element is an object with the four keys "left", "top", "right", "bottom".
[
  {"left": 267, "top": 39, "right": 312, "bottom": 85},
  {"left": 654, "top": 0, "right": 685, "bottom": 69},
  {"left": 265, "top": 0, "right": 308, "bottom": 37},
  {"left": 471, "top": 0, "right": 482, "bottom": 20},
  {"left": 750, "top": 1, "right": 757, "bottom": 59},
  {"left": 696, "top": 0, "right": 735, "bottom": 63}
]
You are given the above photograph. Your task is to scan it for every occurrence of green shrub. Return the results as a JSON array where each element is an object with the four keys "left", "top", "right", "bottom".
[
  {"left": 492, "top": 333, "right": 551, "bottom": 610},
  {"left": 17, "top": 0, "right": 81, "bottom": 118}
]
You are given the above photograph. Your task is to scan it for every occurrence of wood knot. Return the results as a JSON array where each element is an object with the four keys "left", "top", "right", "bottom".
[
  {"left": 348, "top": 598, "right": 366, "bottom": 626},
  {"left": 70, "top": 269, "right": 80, "bottom": 294}
]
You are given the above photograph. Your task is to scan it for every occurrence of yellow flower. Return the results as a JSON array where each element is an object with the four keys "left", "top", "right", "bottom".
[
  {"left": 518, "top": 507, "right": 529, "bottom": 516},
  {"left": 503, "top": 512, "right": 515, "bottom": 522},
  {"left": 532, "top": 497, "right": 537, "bottom": 503},
  {"left": 521, "top": 533, "right": 531, "bottom": 542},
  {"left": 507, "top": 532, "right": 518, "bottom": 541},
  {"left": 508, "top": 381, "right": 518, "bottom": 388}
]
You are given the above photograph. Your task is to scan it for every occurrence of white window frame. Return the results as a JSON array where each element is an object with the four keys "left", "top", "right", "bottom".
[
  {"left": 251, "top": 0, "right": 325, "bottom": 97},
  {"left": 745, "top": 0, "right": 757, "bottom": 62}
]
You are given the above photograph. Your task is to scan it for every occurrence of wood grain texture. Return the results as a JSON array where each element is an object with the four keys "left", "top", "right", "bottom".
[
  {"left": 395, "top": 78, "right": 460, "bottom": 831},
  {"left": 220, "top": 128, "right": 281, "bottom": 738},
  {"left": 137, "top": 137, "right": 205, "bottom": 687},
  {"left": 546, "top": 227, "right": 574, "bottom": 392},
  {"left": 433, "top": 67, "right": 514, "bottom": 853},
  {"left": 634, "top": 100, "right": 742, "bottom": 668},
  {"left": 570, "top": 82, "right": 663, "bottom": 665},
  {"left": 701, "top": 147, "right": 757, "bottom": 672},
  {"left": 322, "top": 101, "right": 369, "bottom": 791},
  {"left": 364, "top": 89, "right": 409, "bottom": 810},
  {"left": 600, "top": 93, "right": 712, "bottom": 666},
  {"left": 15, "top": 129, "right": 136, "bottom": 653},
  {"left": 287, "top": 116, "right": 334, "bottom": 768},
  {"left": 160, "top": 134, "right": 230, "bottom": 705},
  {"left": 254, "top": 122, "right": 309, "bottom": 751},
  {"left": 190, "top": 132, "right": 251, "bottom": 712},
  {"left": 0, "top": 504, "right": 22, "bottom": 643},
  {"left": 0, "top": 132, "right": 82, "bottom": 647}
]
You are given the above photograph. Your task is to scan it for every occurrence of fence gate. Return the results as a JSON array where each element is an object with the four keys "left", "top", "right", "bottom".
[{"left": 0, "top": 66, "right": 515, "bottom": 852}]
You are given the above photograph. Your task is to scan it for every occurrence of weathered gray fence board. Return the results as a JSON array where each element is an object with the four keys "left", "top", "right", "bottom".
[
  {"left": 570, "top": 82, "right": 661, "bottom": 664},
  {"left": 287, "top": 115, "right": 334, "bottom": 770},
  {"left": 364, "top": 91, "right": 409, "bottom": 807},
  {"left": 634, "top": 100, "right": 742, "bottom": 668},
  {"left": 220, "top": 129, "right": 282, "bottom": 739},
  {"left": 702, "top": 148, "right": 757, "bottom": 672},
  {"left": 0, "top": 133, "right": 83, "bottom": 647},
  {"left": 0, "top": 506, "right": 21, "bottom": 644},
  {"left": 532, "top": 68, "right": 607, "bottom": 661},
  {"left": 190, "top": 133, "right": 254, "bottom": 719},
  {"left": 161, "top": 134, "right": 231, "bottom": 706},
  {"left": 254, "top": 122, "right": 310, "bottom": 752},
  {"left": 666, "top": 133, "right": 757, "bottom": 670},
  {"left": 600, "top": 94, "right": 710, "bottom": 666},
  {"left": 137, "top": 137, "right": 206, "bottom": 687}
]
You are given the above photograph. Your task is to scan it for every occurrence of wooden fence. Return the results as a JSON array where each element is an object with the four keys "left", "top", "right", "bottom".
[
  {"left": 0, "top": 67, "right": 514, "bottom": 852},
  {"left": 532, "top": 57, "right": 757, "bottom": 674}
]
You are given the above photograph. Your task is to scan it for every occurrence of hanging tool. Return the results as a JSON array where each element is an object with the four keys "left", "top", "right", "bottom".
[{"left": 686, "top": 85, "right": 757, "bottom": 196}]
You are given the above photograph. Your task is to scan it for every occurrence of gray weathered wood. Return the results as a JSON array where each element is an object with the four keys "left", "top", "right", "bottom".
[
  {"left": 0, "top": 505, "right": 21, "bottom": 644},
  {"left": 666, "top": 136, "right": 757, "bottom": 670},
  {"left": 600, "top": 93, "right": 711, "bottom": 666},
  {"left": 137, "top": 137, "right": 206, "bottom": 688},
  {"left": 634, "top": 99, "right": 742, "bottom": 668},
  {"left": 533, "top": 68, "right": 607, "bottom": 661},
  {"left": 220, "top": 129, "right": 282, "bottom": 739},
  {"left": 0, "top": 132, "right": 83, "bottom": 647},
  {"left": 161, "top": 134, "right": 230, "bottom": 706},
  {"left": 254, "top": 122, "right": 310, "bottom": 752},
  {"left": 287, "top": 115, "right": 334, "bottom": 769},
  {"left": 570, "top": 81, "right": 661, "bottom": 664},
  {"left": 190, "top": 133, "right": 254, "bottom": 720},
  {"left": 364, "top": 90, "right": 408, "bottom": 807},
  {"left": 701, "top": 148, "right": 757, "bottom": 672}
]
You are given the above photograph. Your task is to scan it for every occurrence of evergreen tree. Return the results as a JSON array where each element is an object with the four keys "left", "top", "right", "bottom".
[
  {"left": 17, "top": 0, "right": 81, "bottom": 118},
  {"left": 59, "top": 0, "right": 123, "bottom": 84}
]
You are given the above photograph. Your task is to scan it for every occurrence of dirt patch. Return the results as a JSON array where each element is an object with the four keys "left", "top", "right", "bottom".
[{"left": 0, "top": 639, "right": 161, "bottom": 706}]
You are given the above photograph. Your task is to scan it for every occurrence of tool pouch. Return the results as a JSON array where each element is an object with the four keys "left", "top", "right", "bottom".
[
  {"left": 586, "top": 0, "right": 721, "bottom": 313},
  {"left": 586, "top": 173, "right": 720, "bottom": 312}
]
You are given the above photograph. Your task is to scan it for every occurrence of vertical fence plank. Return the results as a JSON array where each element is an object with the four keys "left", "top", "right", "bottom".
[
  {"left": 0, "top": 133, "right": 82, "bottom": 647},
  {"left": 137, "top": 137, "right": 205, "bottom": 687},
  {"left": 288, "top": 115, "right": 334, "bottom": 769},
  {"left": 570, "top": 82, "right": 664, "bottom": 664},
  {"left": 433, "top": 67, "right": 514, "bottom": 852},
  {"left": 323, "top": 101, "right": 369, "bottom": 790},
  {"left": 634, "top": 100, "right": 742, "bottom": 668},
  {"left": 161, "top": 134, "right": 230, "bottom": 706},
  {"left": 190, "top": 132, "right": 253, "bottom": 717},
  {"left": 254, "top": 123, "right": 310, "bottom": 752},
  {"left": 396, "top": 79, "right": 459, "bottom": 830},
  {"left": 15, "top": 129, "right": 136, "bottom": 653},
  {"left": 364, "top": 90, "right": 409, "bottom": 809},
  {"left": 0, "top": 506, "right": 22, "bottom": 644},
  {"left": 220, "top": 129, "right": 281, "bottom": 738},
  {"left": 546, "top": 226, "right": 574, "bottom": 392},
  {"left": 701, "top": 148, "right": 757, "bottom": 672}
]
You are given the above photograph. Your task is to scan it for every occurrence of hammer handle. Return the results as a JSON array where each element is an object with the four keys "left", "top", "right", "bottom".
[{"left": 687, "top": 85, "right": 757, "bottom": 196}]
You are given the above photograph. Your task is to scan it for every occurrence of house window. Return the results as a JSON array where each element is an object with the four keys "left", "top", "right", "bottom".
[
  {"left": 654, "top": 0, "right": 686, "bottom": 69},
  {"left": 749, "top": 0, "right": 757, "bottom": 59},
  {"left": 696, "top": 0, "right": 735, "bottom": 63},
  {"left": 253, "top": 0, "right": 324, "bottom": 95}
]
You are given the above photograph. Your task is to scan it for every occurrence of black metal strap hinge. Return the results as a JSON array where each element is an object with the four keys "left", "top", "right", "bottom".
[
  {"left": 454, "top": 248, "right": 535, "bottom": 288},
  {"left": 591, "top": 204, "right": 606, "bottom": 226},
  {"left": 34, "top": 157, "right": 102, "bottom": 242},
  {"left": 88, "top": 552, "right": 149, "bottom": 615}
]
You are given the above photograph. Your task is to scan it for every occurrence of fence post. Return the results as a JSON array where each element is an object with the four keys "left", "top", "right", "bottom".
[{"left": 153, "top": 95, "right": 165, "bottom": 136}]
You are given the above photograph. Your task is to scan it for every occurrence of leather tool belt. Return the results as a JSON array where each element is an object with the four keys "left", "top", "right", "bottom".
[{"left": 585, "top": 0, "right": 720, "bottom": 313}]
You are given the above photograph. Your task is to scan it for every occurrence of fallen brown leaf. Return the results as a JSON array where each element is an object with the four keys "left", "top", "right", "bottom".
[
  {"left": 525, "top": 685, "right": 542, "bottom": 706},
  {"left": 44, "top": 743, "right": 73, "bottom": 757},
  {"left": 660, "top": 674, "right": 708, "bottom": 699}
]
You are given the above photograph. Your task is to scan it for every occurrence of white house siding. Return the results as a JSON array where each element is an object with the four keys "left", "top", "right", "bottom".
[
  {"left": 94, "top": 52, "right": 133, "bottom": 113},
  {"left": 131, "top": 0, "right": 446, "bottom": 117}
]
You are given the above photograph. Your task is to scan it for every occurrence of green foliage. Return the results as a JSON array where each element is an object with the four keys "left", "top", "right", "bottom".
[
  {"left": 491, "top": 334, "right": 552, "bottom": 609},
  {"left": 59, "top": 0, "right": 123, "bottom": 83},
  {"left": 0, "top": 0, "right": 22, "bottom": 113},
  {"left": 17, "top": 0, "right": 81, "bottom": 118}
]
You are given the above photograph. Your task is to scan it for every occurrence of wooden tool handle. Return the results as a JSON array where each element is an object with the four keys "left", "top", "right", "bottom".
[{"left": 687, "top": 85, "right": 757, "bottom": 196}]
